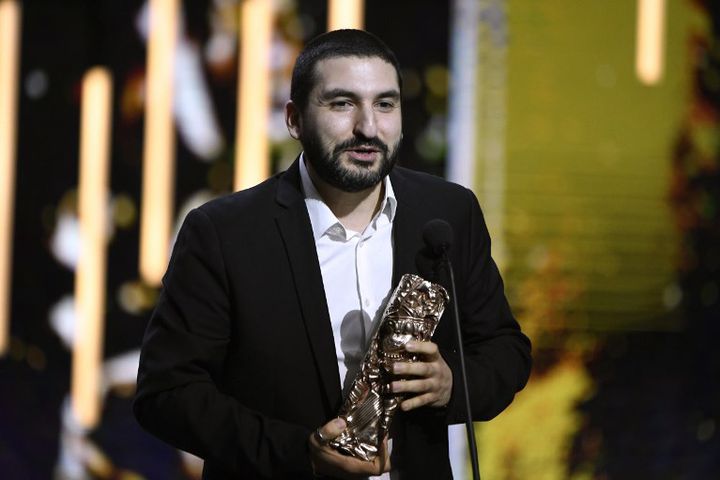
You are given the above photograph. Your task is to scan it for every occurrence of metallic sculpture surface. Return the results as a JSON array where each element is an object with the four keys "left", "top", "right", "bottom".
[{"left": 329, "top": 274, "right": 449, "bottom": 461}]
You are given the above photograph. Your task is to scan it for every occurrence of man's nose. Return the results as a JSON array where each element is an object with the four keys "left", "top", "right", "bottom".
[{"left": 353, "top": 105, "right": 378, "bottom": 139}]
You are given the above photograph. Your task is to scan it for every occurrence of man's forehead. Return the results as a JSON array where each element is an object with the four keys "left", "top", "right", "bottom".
[{"left": 311, "top": 55, "right": 400, "bottom": 93}]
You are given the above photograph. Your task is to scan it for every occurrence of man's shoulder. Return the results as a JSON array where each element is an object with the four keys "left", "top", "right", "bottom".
[
  {"left": 391, "top": 166, "right": 472, "bottom": 203},
  {"left": 200, "top": 172, "right": 285, "bottom": 214}
]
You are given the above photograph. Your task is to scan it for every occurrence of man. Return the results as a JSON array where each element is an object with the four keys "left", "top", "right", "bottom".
[{"left": 134, "top": 29, "right": 531, "bottom": 479}]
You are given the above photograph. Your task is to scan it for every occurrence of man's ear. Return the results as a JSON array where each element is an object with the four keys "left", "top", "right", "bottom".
[{"left": 285, "top": 101, "right": 302, "bottom": 140}]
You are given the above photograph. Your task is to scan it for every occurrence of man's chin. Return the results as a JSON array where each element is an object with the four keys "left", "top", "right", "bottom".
[
  {"left": 306, "top": 148, "right": 396, "bottom": 192},
  {"left": 345, "top": 160, "right": 381, "bottom": 174},
  {"left": 331, "top": 167, "right": 387, "bottom": 192}
]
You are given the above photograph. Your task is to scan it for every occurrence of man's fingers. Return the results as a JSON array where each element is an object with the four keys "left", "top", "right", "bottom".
[
  {"left": 393, "top": 360, "right": 435, "bottom": 377},
  {"left": 315, "top": 447, "right": 389, "bottom": 478},
  {"left": 310, "top": 419, "right": 392, "bottom": 479},
  {"left": 389, "top": 340, "right": 453, "bottom": 411},
  {"left": 400, "top": 392, "right": 435, "bottom": 411},
  {"left": 315, "top": 418, "right": 346, "bottom": 445},
  {"left": 380, "top": 437, "right": 392, "bottom": 471},
  {"left": 391, "top": 377, "right": 434, "bottom": 394},
  {"left": 405, "top": 340, "right": 439, "bottom": 356}
]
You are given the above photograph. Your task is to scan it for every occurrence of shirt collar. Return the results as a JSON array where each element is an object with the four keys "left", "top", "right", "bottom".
[{"left": 299, "top": 152, "right": 397, "bottom": 241}]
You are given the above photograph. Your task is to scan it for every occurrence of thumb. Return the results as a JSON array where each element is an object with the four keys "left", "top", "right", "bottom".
[{"left": 320, "top": 417, "right": 347, "bottom": 440}]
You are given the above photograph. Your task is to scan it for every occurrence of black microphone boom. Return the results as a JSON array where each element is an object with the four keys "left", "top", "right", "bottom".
[{"left": 421, "top": 219, "right": 481, "bottom": 480}]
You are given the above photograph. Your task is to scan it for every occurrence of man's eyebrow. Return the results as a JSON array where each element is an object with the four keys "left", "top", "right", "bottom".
[
  {"left": 320, "top": 89, "right": 359, "bottom": 100},
  {"left": 376, "top": 90, "right": 401, "bottom": 101},
  {"left": 319, "top": 88, "right": 401, "bottom": 101}
]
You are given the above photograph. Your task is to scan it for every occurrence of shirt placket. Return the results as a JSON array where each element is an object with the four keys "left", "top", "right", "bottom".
[{"left": 355, "top": 232, "right": 373, "bottom": 339}]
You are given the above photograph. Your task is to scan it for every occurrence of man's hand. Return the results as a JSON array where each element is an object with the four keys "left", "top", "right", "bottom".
[
  {"left": 309, "top": 418, "right": 390, "bottom": 479},
  {"left": 390, "top": 341, "right": 453, "bottom": 411}
]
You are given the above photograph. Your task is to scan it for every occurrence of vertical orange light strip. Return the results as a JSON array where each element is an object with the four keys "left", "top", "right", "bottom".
[
  {"left": 71, "top": 67, "right": 113, "bottom": 428},
  {"left": 327, "top": 0, "right": 365, "bottom": 30},
  {"left": 234, "top": 0, "right": 273, "bottom": 191},
  {"left": 0, "top": 0, "right": 21, "bottom": 356},
  {"left": 635, "top": 0, "right": 666, "bottom": 85},
  {"left": 140, "top": 0, "right": 179, "bottom": 285}
]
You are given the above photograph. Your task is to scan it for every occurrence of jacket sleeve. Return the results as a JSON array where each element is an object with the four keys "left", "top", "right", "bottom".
[
  {"left": 440, "top": 188, "right": 532, "bottom": 424},
  {"left": 133, "top": 207, "right": 314, "bottom": 478}
]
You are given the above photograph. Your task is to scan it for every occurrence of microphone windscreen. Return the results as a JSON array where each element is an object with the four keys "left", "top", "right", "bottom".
[{"left": 422, "top": 219, "right": 454, "bottom": 256}]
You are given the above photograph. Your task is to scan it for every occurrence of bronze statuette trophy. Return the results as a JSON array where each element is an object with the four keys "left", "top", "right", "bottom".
[{"left": 328, "top": 273, "right": 449, "bottom": 461}]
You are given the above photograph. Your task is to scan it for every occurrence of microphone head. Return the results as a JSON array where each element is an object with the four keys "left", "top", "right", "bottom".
[{"left": 422, "top": 219, "right": 454, "bottom": 256}]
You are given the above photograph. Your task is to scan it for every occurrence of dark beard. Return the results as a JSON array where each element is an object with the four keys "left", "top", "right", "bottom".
[{"left": 301, "top": 133, "right": 401, "bottom": 193}]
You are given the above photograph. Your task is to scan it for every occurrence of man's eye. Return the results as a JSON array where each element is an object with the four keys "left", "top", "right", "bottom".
[
  {"left": 330, "top": 100, "right": 352, "bottom": 109},
  {"left": 376, "top": 101, "right": 396, "bottom": 111}
]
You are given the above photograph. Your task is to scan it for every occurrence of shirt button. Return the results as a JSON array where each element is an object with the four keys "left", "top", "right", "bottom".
[{"left": 364, "top": 298, "right": 370, "bottom": 307}]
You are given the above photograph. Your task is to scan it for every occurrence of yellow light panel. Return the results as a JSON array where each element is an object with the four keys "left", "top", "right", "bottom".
[
  {"left": 140, "top": 0, "right": 179, "bottom": 285},
  {"left": 328, "top": 0, "right": 365, "bottom": 30},
  {"left": 71, "top": 67, "right": 113, "bottom": 429},
  {"left": 234, "top": 0, "right": 273, "bottom": 191},
  {"left": 0, "top": 0, "right": 21, "bottom": 356},
  {"left": 635, "top": 0, "right": 666, "bottom": 85}
]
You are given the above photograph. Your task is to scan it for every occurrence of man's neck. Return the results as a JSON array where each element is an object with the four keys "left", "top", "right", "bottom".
[{"left": 305, "top": 160, "right": 385, "bottom": 233}]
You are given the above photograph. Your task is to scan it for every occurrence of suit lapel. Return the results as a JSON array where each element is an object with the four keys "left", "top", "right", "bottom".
[
  {"left": 274, "top": 161, "right": 342, "bottom": 414},
  {"left": 390, "top": 169, "right": 426, "bottom": 285}
]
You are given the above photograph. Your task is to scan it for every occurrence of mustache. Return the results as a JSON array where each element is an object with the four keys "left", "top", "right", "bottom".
[{"left": 333, "top": 136, "right": 389, "bottom": 155}]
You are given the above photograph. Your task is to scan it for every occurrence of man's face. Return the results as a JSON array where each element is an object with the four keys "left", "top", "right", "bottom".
[{"left": 293, "top": 56, "right": 402, "bottom": 192}]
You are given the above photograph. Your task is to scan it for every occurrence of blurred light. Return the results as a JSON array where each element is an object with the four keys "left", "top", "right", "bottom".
[
  {"left": 0, "top": 0, "right": 21, "bottom": 356},
  {"left": 234, "top": 0, "right": 273, "bottom": 190},
  {"left": 446, "top": 0, "right": 484, "bottom": 189},
  {"left": 423, "top": 93, "right": 447, "bottom": 115},
  {"left": 697, "top": 419, "right": 716, "bottom": 442},
  {"left": 662, "top": 282, "right": 682, "bottom": 310},
  {"left": 72, "top": 67, "right": 113, "bottom": 429},
  {"left": 400, "top": 68, "right": 422, "bottom": 100},
  {"left": 205, "top": 32, "right": 235, "bottom": 65},
  {"left": 49, "top": 295, "right": 75, "bottom": 349},
  {"left": 119, "top": 72, "right": 145, "bottom": 120},
  {"left": 117, "top": 282, "right": 146, "bottom": 315},
  {"left": 24, "top": 69, "right": 49, "bottom": 99},
  {"left": 208, "top": 161, "right": 233, "bottom": 192},
  {"left": 424, "top": 65, "right": 449, "bottom": 98},
  {"left": 414, "top": 115, "right": 446, "bottom": 161},
  {"left": 635, "top": 0, "right": 666, "bottom": 85},
  {"left": 112, "top": 194, "right": 137, "bottom": 229},
  {"left": 26, "top": 344, "right": 46, "bottom": 371},
  {"left": 50, "top": 212, "right": 80, "bottom": 269},
  {"left": 174, "top": 38, "right": 225, "bottom": 161},
  {"left": 327, "top": 0, "right": 364, "bottom": 30},
  {"left": 117, "top": 281, "right": 156, "bottom": 315},
  {"left": 140, "top": 0, "right": 179, "bottom": 286}
]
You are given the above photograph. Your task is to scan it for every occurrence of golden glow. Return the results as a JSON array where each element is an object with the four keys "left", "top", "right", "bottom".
[
  {"left": 71, "top": 67, "right": 113, "bottom": 428},
  {"left": 234, "top": 0, "right": 272, "bottom": 191},
  {"left": 478, "top": 358, "right": 592, "bottom": 479},
  {"left": 328, "top": 0, "right": 365, "bottom": 30},
  {"left": 0, "top": 0, "right": 21, "bottom": 356},
  {"left": 635, "top": 0, "right": 666, "bottom": 85},
  {"left": 140, "top": 0, "right": 179, "bottom": 285}
]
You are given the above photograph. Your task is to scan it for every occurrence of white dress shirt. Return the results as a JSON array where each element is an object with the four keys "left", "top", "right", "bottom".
[{"left": 300, "top": 155, "right": 396, "bottom": 479}]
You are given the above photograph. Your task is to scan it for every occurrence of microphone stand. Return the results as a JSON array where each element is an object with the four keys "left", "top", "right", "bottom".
[{"left": 441, "top": 248, "right": 481, "bottom": 480}]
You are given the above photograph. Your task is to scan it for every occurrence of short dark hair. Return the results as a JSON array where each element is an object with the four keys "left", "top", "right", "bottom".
[{"left": 290, "top": 29, "right": 402, "bottom": 111}]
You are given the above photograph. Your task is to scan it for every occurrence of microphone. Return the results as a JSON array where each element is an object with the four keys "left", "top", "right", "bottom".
[
  {"left": 421, "top": 219, "right": 481, "bottom": 480},
  {"left": 423, "top": 218, "right": 453, "bottom": 256}
]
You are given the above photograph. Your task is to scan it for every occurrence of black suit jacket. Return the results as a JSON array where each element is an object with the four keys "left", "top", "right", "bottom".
[{"left": 134, "top": 160, "right": 532, "bottom": 479}]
